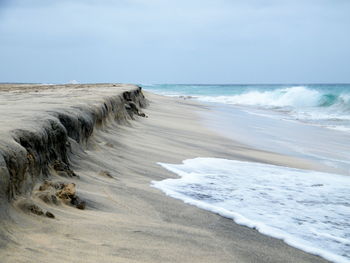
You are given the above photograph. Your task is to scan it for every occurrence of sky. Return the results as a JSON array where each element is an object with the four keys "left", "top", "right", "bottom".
[{"left": 0, "top": 0, "right": 349, "bottom": 84}]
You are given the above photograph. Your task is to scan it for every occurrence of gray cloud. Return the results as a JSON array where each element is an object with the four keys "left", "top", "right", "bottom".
[{"left": 0, "top": 0, "right": 349, "bottom": 83}]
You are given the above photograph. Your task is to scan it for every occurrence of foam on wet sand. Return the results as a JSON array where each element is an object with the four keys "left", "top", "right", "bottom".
[{"left": 153, "top": 158, "right": 350, "bottom": 263}]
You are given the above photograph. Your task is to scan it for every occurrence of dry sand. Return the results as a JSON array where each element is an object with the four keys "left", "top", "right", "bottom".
[{"left": 0, "top": 85, "right": 329, "bottom": 262}]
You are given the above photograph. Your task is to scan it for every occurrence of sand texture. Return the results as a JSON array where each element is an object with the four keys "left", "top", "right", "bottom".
[{"left": 0, "top": 84, "right": 328, "bottom": 262}]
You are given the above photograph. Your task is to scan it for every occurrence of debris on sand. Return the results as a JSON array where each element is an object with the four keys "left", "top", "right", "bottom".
[
  {"left": 38, "top": 180, "right": 86, "bottom": 210},
  {"left": 19, "top": 202, "right": 55, "bottom": 219},
  {"left": 98, "top": 170, "right": 113, "bottom": 178},
  {"left": 52, "top": 160, "right": 78, "bottom": 177}
]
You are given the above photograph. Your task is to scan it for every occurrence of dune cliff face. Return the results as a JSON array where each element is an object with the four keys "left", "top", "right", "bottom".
[{"left": 0, "top": 84, "right": 147, "bottom": 202}]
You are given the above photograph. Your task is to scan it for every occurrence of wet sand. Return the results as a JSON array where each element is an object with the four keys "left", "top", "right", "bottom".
[{"left": 0, "top": 85, "right": 329, "bottom": 262}]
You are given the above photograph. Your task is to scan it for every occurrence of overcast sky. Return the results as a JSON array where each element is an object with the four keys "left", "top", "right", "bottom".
[{"left": 0, "top": 0, "right": 349, "bottom": 84}]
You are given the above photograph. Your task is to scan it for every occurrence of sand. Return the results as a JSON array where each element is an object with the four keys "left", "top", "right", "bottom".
[{"left": 0, "top": 84, "right": 329, "bottom": 262}]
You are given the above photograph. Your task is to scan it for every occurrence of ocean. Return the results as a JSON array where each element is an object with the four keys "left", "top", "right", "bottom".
[
  {"left": 143, "top": 84, "right": 350, "bottom": 132},
  {"left": 143, "top": 84, "right": 350, "bottom": 263}
]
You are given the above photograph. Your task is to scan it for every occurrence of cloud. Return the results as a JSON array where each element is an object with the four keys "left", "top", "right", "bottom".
[{"left": 0, "top": 0, "right": 349, "bottom": 83}]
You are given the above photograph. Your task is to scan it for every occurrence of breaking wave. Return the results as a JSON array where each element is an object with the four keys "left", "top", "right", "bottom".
[
  {"left": 197, "top": 86, "right": 350, "bottom": 111},
  {"left": 143, "top": 84, "right": 350, "bottom": 131}
]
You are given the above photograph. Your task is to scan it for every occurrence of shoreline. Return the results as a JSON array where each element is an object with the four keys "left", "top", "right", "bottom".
[
  {"left": 0, "top": 86, "right": 330, "bottom": 262},
  {"left": 197, "top": 101, "right": 350, "bottom": 177}
]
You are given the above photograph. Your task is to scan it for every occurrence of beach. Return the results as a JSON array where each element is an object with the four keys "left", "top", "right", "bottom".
[{"left": 0, "top": 84, "right": 334, "bottom": 262}]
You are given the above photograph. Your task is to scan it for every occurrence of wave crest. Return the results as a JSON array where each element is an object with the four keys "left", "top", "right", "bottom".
[{"left": 198, "top": 86, "right": 348, "bottom": 109}]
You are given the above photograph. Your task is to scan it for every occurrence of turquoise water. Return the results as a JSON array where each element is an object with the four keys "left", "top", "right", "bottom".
[
  {"left": 142, "top": 84, "right": 350, "bottom": 131},
  {"left": 142, "top": 83, "right": 350, "bottom": 97}
]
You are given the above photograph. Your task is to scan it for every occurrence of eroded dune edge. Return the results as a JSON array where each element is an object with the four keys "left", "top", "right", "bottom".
[{"left": 0, "top": 84, "right": 147, "bottom": 222}]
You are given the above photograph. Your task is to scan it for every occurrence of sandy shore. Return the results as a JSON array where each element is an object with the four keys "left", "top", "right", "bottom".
[{"left": 0, "top": 86, "right": 329, "bottom": 262}]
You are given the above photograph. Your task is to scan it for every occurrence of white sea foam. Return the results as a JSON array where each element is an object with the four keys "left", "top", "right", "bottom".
[
  {"left": 196, "top": 86, "right": 321, "bottom": 108},
  {"left": 152, "top": 158, "right": 350, "bottom": 263},
  {"left": 192, "top": 86, "right": 350, "bottom": 132}
]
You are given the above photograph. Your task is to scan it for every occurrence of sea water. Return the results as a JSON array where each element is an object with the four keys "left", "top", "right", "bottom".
[
  {"left": 152, "top": 158, "right": 350, "bottom": 263},
  {"left": 143, "top": 84, "right": 350, "bottom": 132},
  {"left": 144, "top": 84, "right": 350, "bottom": 175},
  {"left": 143, "top": 84, "right": 350, "bottom": 263}
]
